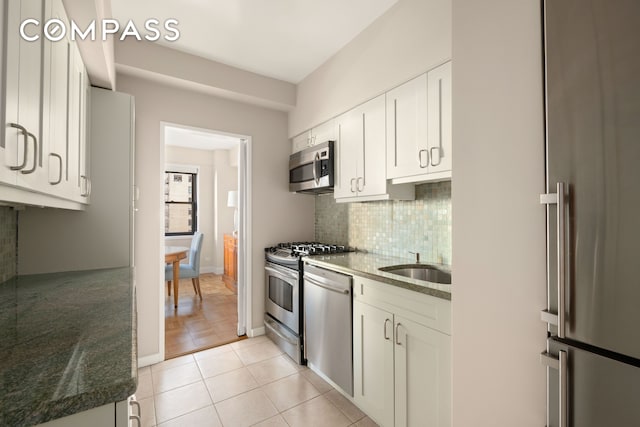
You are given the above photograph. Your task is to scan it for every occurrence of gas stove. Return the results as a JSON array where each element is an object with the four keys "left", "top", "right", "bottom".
[{"left": 265, "top": 242, "right": 352, "bottom": 269}]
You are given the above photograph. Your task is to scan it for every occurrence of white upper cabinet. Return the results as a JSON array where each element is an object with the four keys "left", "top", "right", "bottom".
[
  {"left": 334, "top": 95, "right": 413, "bottom": 203},
  {"left": 292, "top": 119, "right": 336, "bottom": 153},
  {"left": 386, "top": 73, "right": 429, "bottom": 181},
  {"left": 1, "top": 0, "right": 90, "bottom": 209},
  {"left": 386, "top": 62, "right": 452, "bottom": 184},
  {"left": 3, "top": 0, "right": 46, "bottom": 190}
]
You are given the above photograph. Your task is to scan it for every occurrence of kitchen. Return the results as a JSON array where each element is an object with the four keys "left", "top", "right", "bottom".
[{"left": 2, "top": 0, "right": 638, "bottom": 426}]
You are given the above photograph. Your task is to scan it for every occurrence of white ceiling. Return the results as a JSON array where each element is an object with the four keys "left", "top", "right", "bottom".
[
  {"left": 164, "top": 125, "right": 241, "bottom": 151},
  {"left": 110, "top": 0, "right": 399, "bottom": 83}
]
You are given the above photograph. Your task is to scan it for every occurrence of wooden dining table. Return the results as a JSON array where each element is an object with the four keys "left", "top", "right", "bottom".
[{"left": 165, "top": 246, "right": 189, "bottom": 308}]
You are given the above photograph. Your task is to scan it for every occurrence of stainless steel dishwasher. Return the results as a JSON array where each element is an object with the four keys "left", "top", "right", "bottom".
[{"left": 303, "top": 263, "right": 353, "bottom": 396}]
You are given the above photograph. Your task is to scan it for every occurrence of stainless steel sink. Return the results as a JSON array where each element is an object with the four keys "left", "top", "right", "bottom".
[{"left": 379, "top": 264, "right": 452, "bottom": 284}]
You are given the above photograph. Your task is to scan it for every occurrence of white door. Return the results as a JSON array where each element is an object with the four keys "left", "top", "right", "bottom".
[
  {"left": 292, "top": 131, "right": 311, "bottom": 153},
  {"left": 386, "top": 73, "right": 428, "bottom": 180},
  {"left": 310, "top": 119, "right": 336, "bottom": 146},
  {"left": 427, "top": 62, "right": 452, "bottom": 176},
  {"left": 394, "top": 316, "right": 451, "bottom": 427},
  {"left": 354, "top": 301, "right": 395, "bottom": 427}
]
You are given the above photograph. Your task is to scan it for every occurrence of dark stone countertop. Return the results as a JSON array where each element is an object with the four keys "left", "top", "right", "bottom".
[
  {"left": 0, "top": 267, "right": 137, "bottom": 427},
  {"left": 304, "top": 252, "right": 452, "bottom": 301}
]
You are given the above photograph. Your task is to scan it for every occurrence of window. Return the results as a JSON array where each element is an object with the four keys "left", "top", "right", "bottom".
[{"left": 164, "top": 171, "right": 197, "bottom": 235}]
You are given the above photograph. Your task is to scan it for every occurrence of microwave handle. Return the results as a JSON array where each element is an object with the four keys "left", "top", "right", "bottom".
[{"left": 313, "top": 152, "right": 320, "bottom": 184}]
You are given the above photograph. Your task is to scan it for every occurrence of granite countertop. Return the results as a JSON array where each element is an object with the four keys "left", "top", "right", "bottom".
[
  {"left": 304, "top": 252, "right": 452, "bottom": 301},
  {"left": 0, "top": 267, "right": 137, "bottom": 427}
]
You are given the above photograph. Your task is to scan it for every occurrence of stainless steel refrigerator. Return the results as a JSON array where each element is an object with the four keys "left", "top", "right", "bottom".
[{"left": 540, "top": 1, "right": 640, "bottom": 426}]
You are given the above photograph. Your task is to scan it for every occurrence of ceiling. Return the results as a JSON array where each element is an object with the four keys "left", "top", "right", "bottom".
[{"left": 110, "top": 0, "right": 399, "bottom": 83}]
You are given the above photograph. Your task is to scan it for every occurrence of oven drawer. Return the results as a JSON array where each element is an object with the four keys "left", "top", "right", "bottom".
[{"left": 265, "top": 314, "right": 302, "bottom": 364}]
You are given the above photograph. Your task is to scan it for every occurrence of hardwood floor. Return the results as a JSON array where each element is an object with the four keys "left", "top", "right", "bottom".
[{"left": 165, "top": 273, "right": 245, "bottom": 359}]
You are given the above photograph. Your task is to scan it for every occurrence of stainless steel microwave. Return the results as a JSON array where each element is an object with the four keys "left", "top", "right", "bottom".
[{"left": 289, "top": 140, "right": 334, "bottom": 194}]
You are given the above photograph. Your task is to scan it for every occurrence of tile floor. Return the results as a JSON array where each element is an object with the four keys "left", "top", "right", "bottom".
[
  {"left": 136, "top": 336, "right": 379, "bottom": 427},
  {"left": 165, "top": 274, "right": 243, "bottom": 358}
]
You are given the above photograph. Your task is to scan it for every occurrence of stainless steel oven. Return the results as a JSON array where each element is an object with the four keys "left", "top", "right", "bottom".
[{"left": 264, "top": 261, "right": 299, "bottom": 333}]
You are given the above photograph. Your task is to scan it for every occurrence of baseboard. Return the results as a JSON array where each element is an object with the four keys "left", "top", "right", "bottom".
[
  {"left": 201, "top": 266, "right": 223, "bottom": 274},
  {"left": 248, "top": 326, "right": 265, "bottom": 337},
  {"left": 138, "top": 352, "right": 164, "bottom": 368}
]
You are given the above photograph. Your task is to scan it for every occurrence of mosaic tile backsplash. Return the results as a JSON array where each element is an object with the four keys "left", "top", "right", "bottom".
[
  {"left": 0, "top": 206, "right": 17, "bottom": 283},
  {"left": 316, "top": 181, "right": 452, "bottom": 265}
]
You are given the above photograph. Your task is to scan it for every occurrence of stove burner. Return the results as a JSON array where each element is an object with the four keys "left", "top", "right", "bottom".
[{"left": 265, "top": 242, "right": 352, "bottom": 264}]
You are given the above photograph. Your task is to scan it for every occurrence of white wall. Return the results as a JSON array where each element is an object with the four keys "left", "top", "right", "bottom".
[
  {"left": 451, "top": 1, "right": 547, "bottom": 425},
  {"left": 117, "top": 73, "right": 315, "bottom": 362},
  {"left": 289, "top": 0, "right": 451, "bottom": 137},
  {"left": 164, "top": 146, "right": 238, "bottom": 274}
]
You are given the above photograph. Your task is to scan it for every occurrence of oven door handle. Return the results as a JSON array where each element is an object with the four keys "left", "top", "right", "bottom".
[{"left": 265, "top": 265, "right": 299, "bottom": 281}]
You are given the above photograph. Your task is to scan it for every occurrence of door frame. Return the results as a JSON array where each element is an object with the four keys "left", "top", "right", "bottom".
[{"left": 158, "top": 122, "right": 252, "bottom": 359}]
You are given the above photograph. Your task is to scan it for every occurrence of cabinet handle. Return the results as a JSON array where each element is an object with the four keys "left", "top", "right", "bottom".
[
  {"left": 130, "top": 399, "right": 141, "bottom": 416},
  {"left": 8, "top": 123, "right": 29, "bottom": 171},
  {"left": 384, "top": 318, "right": 391, "bottom": 340},
  {"left": 49, "top": 153, "right": 63, "bottom": 185},
  {"left": 350, "top": 178, "right": 357, "bottom": 193},
  {"left": 395, "top": 322, "right": 403, "bottom": 346},
  {"left": 430, "top": 147, "right": 442, "bottom": 166},
  {"left": 20, "top": 131, "right": 38, "bottom": 174},
  {"left": 418, "top": 149, "right": 429, "bottom": 168},
  {"left": 129, "top": 414, "right": 141, "bottom": 427},
  {"left": 357, "top": 177, "right": 364, "bottom": 192},
  {"left": 80, "top": 175, "right": 91, "bottom": 197},
  {"left": 393, "top": 99, "right": 398, "bottom": 167}
]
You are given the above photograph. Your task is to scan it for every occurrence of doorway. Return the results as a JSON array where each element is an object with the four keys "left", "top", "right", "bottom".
[{"left": 160, "top": 122, "right": 251, "bottom": 359}]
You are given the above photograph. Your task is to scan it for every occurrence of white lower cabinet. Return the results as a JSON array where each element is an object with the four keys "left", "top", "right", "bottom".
[
  {"left": 36, "top": 397, "right": 138, "bottom": 427},
  {"left": 353, "top": 276, "right": 451, "bottom": 427}
]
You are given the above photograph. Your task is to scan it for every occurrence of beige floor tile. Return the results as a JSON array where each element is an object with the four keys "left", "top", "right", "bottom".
[
  {"left": 235, "top": 339, "right": 283, "bottom": 365},
  {"left": 214, "top": 389, "right": 278, "bottom": 427},
  {"left": 154, "top": 381, "right": 213, "bottom": 424},
  {"left": 324, "top": 389, "right": 365, "bottom": 422},
  {"left": 260, "top": 373, "right": 321, "bottom": 412},
  {"left": 204, "top": 367, "right": 259, "bottom": 403},
  {"left": 152, "top": 362, "right": 203, "bottom": 394},
  {"left": 300, "top": 368, "right": 334, "bottom": 393},
  {"left": 193, "top": 343, "right": 234, "bottom": 361},
  {"left": 135, "top": 372, "right": 154, "bottom": 400},
  {"left": 251, "top": 414, "right": 289, "bottom": 427},
  {"left": 281, "top": 395, "right": 352, "bottom": 427},
  {"left": 156, "top": 405, "right": 222, "bottom": 427},
  {"left": 138, "top": 396, "right": 156, "bottom": 427},
  {"left": 138, "top": 366, "right": 151, "bottom": 376},
  {"left": 151, "top": 354, "right": 195, "bottom": 373},
  {"left": 351, "top": 416, "right": 380, "bottom": 427},
  {"left": 247, "top": 355, "right": 299, "bottom": 385},
  {"left": 230, "top": 335, "right": 269, "bottom": 351},
  {"left": 196, "top": 350, "right": 244, "bottom": 378}
]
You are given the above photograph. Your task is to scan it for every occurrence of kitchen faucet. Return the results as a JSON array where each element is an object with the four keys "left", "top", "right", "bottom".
[{"left": 409, "top": 251, "right": 420, "bottom": 263}]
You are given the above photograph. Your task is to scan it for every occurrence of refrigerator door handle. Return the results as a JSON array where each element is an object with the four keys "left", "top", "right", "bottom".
[
  {"left": 540, "top": 182, "right": 567, "bottom": 338},
  {"left": 541, "top": 350, "right": 568, "bottom": 427}
]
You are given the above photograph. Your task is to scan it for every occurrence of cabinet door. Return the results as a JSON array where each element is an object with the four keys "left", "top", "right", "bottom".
[
  {"left": 310, "top": 119, "right": 336, "bottom": 145},
  {"left": 6, "top": 0, "right": 45, "bottom": 190},
  {"left": 43, "top": 0, "right": 71, "bottom": 197},
  {"left": 394, "top": 316, "right": 451, "bottom": 427},
  {"left": 426, "top": 62, "right": 452, "bottom": 177},
  {"left": 334, "top": 109, "right": 360, "bottom": 199},
  {"left": 67, "top": 43, "right": 85, "bottom": 201},
  {"left": 292, "top": 131, "right": 311, "bottom": 153},
  {"left": 0, "top": 0, "right": 15, "bottom": 186},
  {"left": 353, "top": 300, "right": 395, "bottom": 427},
  {"left": 386, "top": 73, "right": 428, "bottom": 180},
  {"left": 358, "top": 95, "right": 387, "bottom": 197}
]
